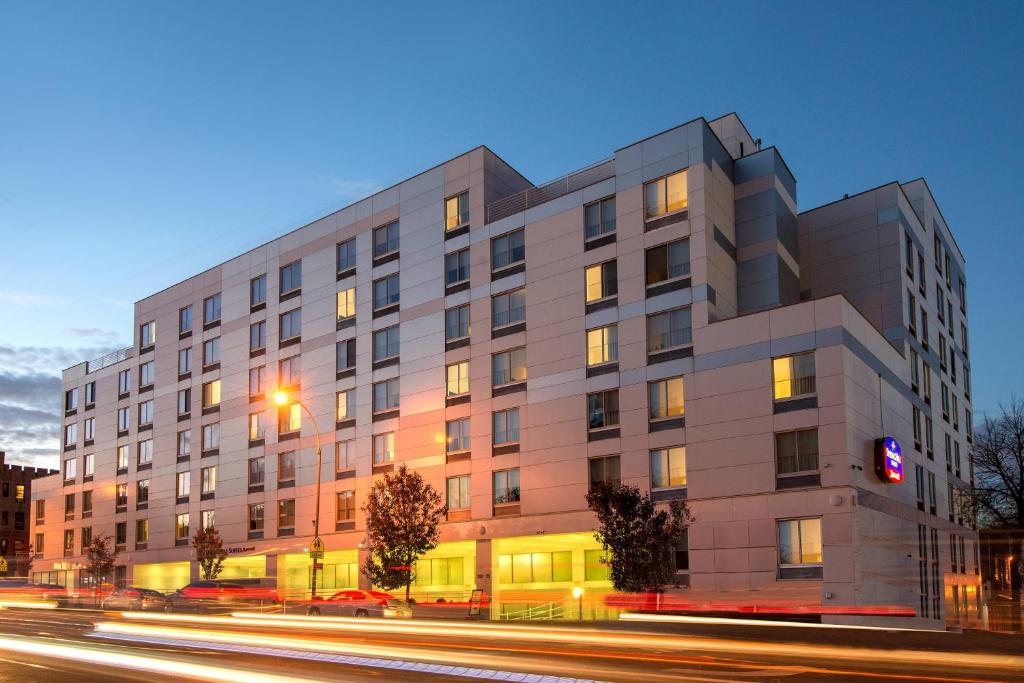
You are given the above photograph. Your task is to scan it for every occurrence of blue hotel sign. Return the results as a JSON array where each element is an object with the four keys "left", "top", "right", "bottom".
[{"left": 874, "top": 436, "right": 904, "bottom": 483}]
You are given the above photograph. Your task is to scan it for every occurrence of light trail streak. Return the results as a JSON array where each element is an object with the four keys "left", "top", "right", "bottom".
[
  {"left": 0, "top": 634, "right": 324, "bottom": 682},
  {"left": 114, "top": 610, "right": 1024, "bottom": 675},
  {"left": 0, "top": 601, "right": 57, "bottom": 609},
  {"left": 620, "top": 612, "right": 949, "bottom": 632}
]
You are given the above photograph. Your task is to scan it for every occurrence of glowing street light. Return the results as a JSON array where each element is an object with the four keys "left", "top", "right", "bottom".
[
  {"left": 273, "top": 389, "right": 324, "bottom": 601},
  {"left": 572, "top": 586, "right": 584, "bottom": 621}
]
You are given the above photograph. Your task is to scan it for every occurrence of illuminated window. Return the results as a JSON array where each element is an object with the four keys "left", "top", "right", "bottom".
[
  {"left": 202, "top": 423, "right": 219, "bottom": 451},
  {"left": 117, "top": 445, "right": 129, "bottom": 470},
  {"left": 336, "top": 287, "right": 356, "bottom": 322},
  {"left": 648, "top": 376, "right": 684, "bottom": 420},
  {"left": 201, "top": 510, "right": 215, "bottom": 530},
  {"left": 584, "top": 261, "right": 617, "bottom": 303},
  {"left": 776, "top": 429, "right": 819, "bottom": 475},
  {"left": 250, "top": 273, "right": 267, "bottom": 306},
  {"left": 584, "top": 196, "right": 616, "bottom": 240},
  {"left": 137, "top": 439, "right": 153, "bottom": 465},
  {"left": 179, "top": 304, "right": 193, "bottom": 334},
  {"left": 201, "top": 466, "right": 216, "bottom": 495},
  {"left": 492, "top": 347, "right": 527, "bottom": 387},
  {"left": 336, "top": 390, "right": 355, "bottom": 421},
  {"left": 589, "top": 323, "right": 618, "bottom": 366},
  {"left": 644, "top": 169, "right": 687, "bottom": 219},
  {"left": 336, "top": 491, "right": 356, "bottom": 522},
  {"left": 276, "top": 403, "right": 299, "bottom": 436},
  {"left": 81, "top": 526, "right": 92, "bottom": 553},
  {"left": 493, "top": 469, "right": 520, "bottom": 506},
  {"left": 414, "top": 557, "right": 466, "bottom": 587},
  {"left": 585, "top": 548, "right": 610, "bottom": 581},
  {"left": 492, "top": 288, "right": 526, "bottom": 328},
  {"left": 278, "top": 499, "right": 296, "bottom": 535},
  {"left": 176, "top": 471, "right": 191, "bottom": 499},
  {"left": 647, "top": 307, "right": 692, "bottom": 353},
  {"left": 250, "top": 320, "right": 266, "bottom": 351},
  {"left": 336, "top": 238, "right": 356, "bottom": 273},
  {"left": 491, "top": 229, "right": 525, "bottom": 271},
  {"left": 588, "top": 454, "right": 620, "bottom": 491},
  {"left": 373, "top": 325, "right": 400, "bottom": 361},
  {"left": 279, "top": 355, "right": 301, "bottom": 387},
  {"left": 63, "top": 529, "right": 74, "bottom": 555},
  {"left": 446, "top": 361, "right": 469, "bottom": 398},
  {"left": 445, "top": 248, "right": 469, "bottom": 285},
  {"left": 248, "top": 413, "right": 265, "bottom": 441},
  {"left": 445, "top": 191, "right": 469, "bottom": 230},
  {"left": 372, "top": 432, "right": 395, "bottom": 464},
  {"left": 650, "top": 446, "right": 686, "bottom": 489},
  {"left": 280, "top": 308, "right": 302, "bottom": 340},
  {"left": 138, "top": 399, "right": 154, "bottom": 426},
  {"left": 447, "top": 475, "right": 470, "bottom": 511},
  {"left": 777, "top": 517, "right": 822, "bottom": 567},
  {"left": 177, "top": 429, "right": 191, "bottom": 457},
  {"left": 139, "top": 320, "right": 155, "bottom": 348},
  {"left": 446, "top": 418, "right": 471, "bottom": 453},
  {"left": 115, "top": 483, "right": 127, "bottom": 507},
  {"left": 335, "top": 440, "right": 355, "bottom": 474},
  {"left": 175, "top": 513, "right": 190, "bottom": 540},
  {"left": 645, "top": 239, "right": 691, "bottom": 286},
  {"left": 373, "top": 220, "right": 400, "bottom": 257},
  {"left": 772, "top": 352, "right": 816, "bottom": 400},
  {"left": 280, "top": 260, "right": 302, "bottom": 294},
  {"left": 136, "top": 519, "right": 149, "bottom": 546},
  {"left": 493, "top": 408, "right": 519, "bottom": 445},
  {"left": 202, "top": 338, "right": 220, "bottom": 366},
  {"left": 587, "top": 390, "right": 619, "bottom": 430},
  {"left": 445, "top": 304, "right": 470, "bottom": 341},
  {"left": 373, "top": 274, "right": 400, "bottom": 310},
  {"left": 202, "top": 380, "right": 221, "bottom": 409},
  {"left": 278, "top": 451, "right": 295, "bottom": 483},
  {"left": 203, "top": 293, "right": 221, "bottom": 325},
  {"left": 373, "top": 378, "right": 400, "bottom": 413},
  {"left": 497, "top": 550, "right": 571, "bottom": 584}
]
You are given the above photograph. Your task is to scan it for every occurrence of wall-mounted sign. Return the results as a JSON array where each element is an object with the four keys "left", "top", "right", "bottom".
[
  {"left": 227, "top": 546, "right": 256, "bottom": 555},
  {"left": 874, "top": 437, "right": 903, "bottom": 483}
]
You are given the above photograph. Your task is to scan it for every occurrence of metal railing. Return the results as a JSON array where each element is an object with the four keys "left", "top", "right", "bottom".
[
  {"left": 486, "top": 158, "right": 615, "bottom": 224},
  {"left": 499, "top": 600, "right": 567, "bottom": 621},
  {"left": 86, "top": 346, "right": 135, "bottom": 374}
]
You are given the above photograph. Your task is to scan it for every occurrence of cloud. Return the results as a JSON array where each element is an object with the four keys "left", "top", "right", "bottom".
[
  {"left": 0, "top": 291, "right": 69, "bottom": 307},
  {"left": 0, "top": 343, "right": 123, "bottom": 470},
  {"left": 325, "top": 177, "right": 383, "bottom": 201}
]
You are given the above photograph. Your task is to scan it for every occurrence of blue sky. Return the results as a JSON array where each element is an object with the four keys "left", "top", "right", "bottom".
[{"left": 1, "top": 1, "right": 1022, "bottom": 466}]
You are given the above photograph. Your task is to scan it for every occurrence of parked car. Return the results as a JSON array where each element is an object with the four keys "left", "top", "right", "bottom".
[
  {"left": 0, "top": 579, "right": 69, "bottom": 606},
  {"left": 102, "top": 587, "right": 168, "bottom": 611},
  {"left": 302, "top": 589, "right": 412, "bottom": 618},
  {"left": 165, "top": 579, "right": 280, "bottom": 613}
]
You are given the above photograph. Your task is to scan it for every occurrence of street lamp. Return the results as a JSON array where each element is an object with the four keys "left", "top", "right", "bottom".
[{"left": 273, "top": 390, "right": 324, "bottom": 601}]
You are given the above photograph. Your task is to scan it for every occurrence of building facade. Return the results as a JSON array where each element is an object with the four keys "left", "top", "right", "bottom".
[
  {"left": 32, "top": 113, "right": 979, "bottom": 626},
  {"left": 0, "top": 451, "right": 57, "bottom": 574}
]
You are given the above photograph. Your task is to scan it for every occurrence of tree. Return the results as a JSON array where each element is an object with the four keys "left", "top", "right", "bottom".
[
  {"left": 84, "top": 534, "right": 119, "bottom": 604},
  {"left": 586, "top": 483, "right": 689, "bottom": 594},
  {"left": 193, "top": 526, "right": 227, "bottom": 580},
  {"left": 362, "top": 464, "right": 446, "bottom": 601},
  {"left": 971, "top": 398, "right": 1024, "bottom": 631}
]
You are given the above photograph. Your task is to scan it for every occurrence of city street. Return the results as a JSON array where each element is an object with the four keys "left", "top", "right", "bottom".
[{"left": 0, "top": 607, "right": 1021, "bottom": 682}]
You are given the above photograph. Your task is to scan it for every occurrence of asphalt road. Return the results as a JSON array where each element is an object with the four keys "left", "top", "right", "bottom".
[{"left": 0, "top": 606, "right": 1021, "bottom": 682}]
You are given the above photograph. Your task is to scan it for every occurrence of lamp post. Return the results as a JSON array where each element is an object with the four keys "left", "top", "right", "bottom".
[
  {"left": 572, "top": 586, "right": 584, "bottom": 621},
  {"left": 274, "top": 391, "right": 324, "bottom": 601}
]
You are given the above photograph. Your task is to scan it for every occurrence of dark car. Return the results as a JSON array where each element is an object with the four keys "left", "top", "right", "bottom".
[
  {"left": 165, "top": 579, "right": 279, "bottom": 613},
  {"left": 299, "top": 589, "right": 412, "bottom": 618},
  {"left": 102, "top": 587, "right": 168, "bottom": 611}
]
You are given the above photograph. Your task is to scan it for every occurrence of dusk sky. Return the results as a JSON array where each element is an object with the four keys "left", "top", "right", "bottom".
[{"left": 2, "top": 1, "right": 1022, "bottom": 468}]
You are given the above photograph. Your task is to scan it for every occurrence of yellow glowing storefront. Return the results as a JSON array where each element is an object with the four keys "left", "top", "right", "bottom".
[
  {"left": 280, "top": 549, "right": 359, "bottom": 599},
  {"left": 491, "top": 532, "right": 615, "bottom": 620},
  {"left": 132, "top": 555, "right": 267, "bottom": 592},
  {"left": 408, "top": 540, "right": 476, "bottom": 601}
]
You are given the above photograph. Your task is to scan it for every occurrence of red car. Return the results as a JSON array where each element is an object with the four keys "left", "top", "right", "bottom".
[{"left": 299, "top": 589, "right": 412, "bottom": 618}]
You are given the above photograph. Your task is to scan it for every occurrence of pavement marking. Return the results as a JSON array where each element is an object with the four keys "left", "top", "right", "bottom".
[{"left": 92, "top": 631, "right": 608, "bottom": 683}]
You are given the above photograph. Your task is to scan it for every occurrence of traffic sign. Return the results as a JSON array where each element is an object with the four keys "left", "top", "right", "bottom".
[{"left": 309, "top": 536, "right": 325, "bottom": 559}]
